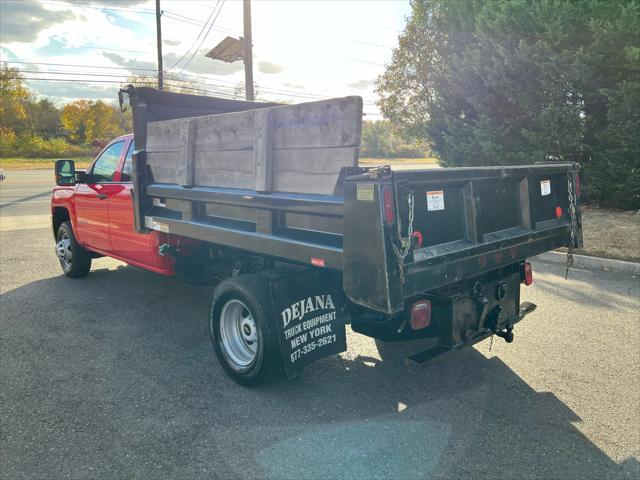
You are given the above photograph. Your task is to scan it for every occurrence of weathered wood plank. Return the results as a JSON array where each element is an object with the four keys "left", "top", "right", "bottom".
[
  {"left": 274, "top": 146, "right": 358, "bottom": 174},
  {"left": 194, "top": 150, "right": 254, "bottom": 188},
  {"left": 272, "top": 147, "right": 358, "bottom": 194},
  {"left": 146, "top": 119, "right": 183, "bottom": 152},
  {"left": 193, "top": 111, "right": 254, "bottom": 151},
  {"left": 273, "top": 171, "right": 347, "bottom": 195},
  {"left": 271, "top": 96, "right": 363, "bottom": 149},
  {"left": 156, "top": 96, "right": 363, "bottom": 153},
  {"left": 147, "top": 151, "right": 184, "bottom": 184},
  {"left": 253, "top": 109, "right": 274, "bottom": 192},
  {"left": 179, "top": 118, "right": 196, "bottom": 186},
  {"left": 145, "top": 96, "right": 363, "bottom": 193}
]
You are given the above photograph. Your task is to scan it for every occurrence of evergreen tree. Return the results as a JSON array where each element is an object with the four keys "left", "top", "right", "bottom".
[{"left": 377, "top": 0, "right": 640, "bottom": 209}]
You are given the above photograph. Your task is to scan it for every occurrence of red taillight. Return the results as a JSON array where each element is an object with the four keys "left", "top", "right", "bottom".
[
  {"left": 555, "top": 206, "right": 563, "bottom": 219},
  {"left": 575, "top": 174, "right": 581, "bottom": 198},
  {"left": 382, "top": 185, "right": 395, "bottom": 224},
  {"left": 411, "top": 231, "right": 424, "bottom": 248},
  {"left": 410, "top": 300, "right": 432, "bottom": 330},
  {"left": 311, "top": 257, "right": 325, "bottom": 267},
  {"left": 523, "top": 261, "right": 533, "bottom": 286}
]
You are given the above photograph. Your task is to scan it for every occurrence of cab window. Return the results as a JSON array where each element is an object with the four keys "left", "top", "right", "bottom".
[
  {"left": 122, "top": 140, "right": 135, "bottom": 182},
  {"left": 91, "top": 141, "right": 125, "bottom": 182}
]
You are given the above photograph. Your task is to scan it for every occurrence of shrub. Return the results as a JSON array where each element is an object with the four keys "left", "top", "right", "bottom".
[{"left": 0, "top": 134, "right": 94, "bottom": 158}]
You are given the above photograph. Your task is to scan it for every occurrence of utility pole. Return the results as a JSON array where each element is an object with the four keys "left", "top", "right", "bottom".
[
  {"left": 242, "top": 0, "right": 254, "bottom": 100},
  {"left": 156, "top": 0, "right": 163, "bottom": 90}
]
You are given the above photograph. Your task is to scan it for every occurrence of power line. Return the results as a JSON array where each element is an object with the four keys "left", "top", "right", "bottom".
[
  {"left": 163, "top": 10, "right": 240, "bottom": 35},
  {"left": 19, "top": 69, "right": 239, "bottom": 94},
  {"left": 180, "top": 0, "right": 226, "bottom": 73},
  {"left": 9, "top": 61, "right": 379, "bottom": 105},
  {"left": 21, "top": 76, "right": 239, "bottom": 99},
  {"left": 4, "top": 61, "right": 157, "bottom": 73},
  {"left": 66, "top": 45, "right": 153, "bottom": 55},
  {"left": 17, "top": 68, "right": 378, "bottom": 106},
  {"left": 165, "top": 1, "right": 221, "bottom": 71}
]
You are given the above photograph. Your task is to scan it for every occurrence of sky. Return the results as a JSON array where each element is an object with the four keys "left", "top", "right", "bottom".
[{"left": 0, "top": 0, "right": 412, "bottom": 118}]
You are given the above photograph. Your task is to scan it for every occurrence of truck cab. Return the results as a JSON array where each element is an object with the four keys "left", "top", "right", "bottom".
[{"left": 51, "top": 134, "right": 174, "bottom": 276}]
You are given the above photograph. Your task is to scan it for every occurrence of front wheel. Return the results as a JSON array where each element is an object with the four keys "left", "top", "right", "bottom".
[
  {"left": 209, "top": 274, "right": 283, "bottom": 386},
  {"left": 56, "top": 221, "right": 91, "bottom": 278}
]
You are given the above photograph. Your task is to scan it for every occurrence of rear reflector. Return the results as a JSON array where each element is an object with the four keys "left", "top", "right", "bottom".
[
  {"left": 523, "top": 261, "right": 533, "bottom": 286},
  {"left": 411, "top": 230, "right": 424, "bottom": 248},
  {"left": 382, "top": 185, "right": 395, "bottom": 225},
  {"left": 555, "top": 206, "right": 563, "bottom": 219},
  {"left": 311, "top": 257, "right": 325, "bottom": 267},
  {"left": 410, "top": 300, "right": 432, "bottom": 330}
]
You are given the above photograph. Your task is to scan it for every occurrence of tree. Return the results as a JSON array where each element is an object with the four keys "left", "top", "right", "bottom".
[
  {"left": 61, "top": 99, "right": 92, "bottom": 144},
  {"left": 61, "top": 100, "right": 129, "bottom": 144},
  {"left": 361, "top": 120, "right": 426, "bottom": 158},
  {"left": 25, "top": 98, "right": 61, "bottom": 139},
  {"left": 0, "top": 64, "right": 30, "bottom": 135},
  {"left": 377, "top": 0, "right": 640, "bottom": 209}
]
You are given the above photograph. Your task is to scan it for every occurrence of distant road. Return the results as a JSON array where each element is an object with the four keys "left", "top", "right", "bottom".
[{"left": 0, "top": 170, "right": 53, "bottom": 232}]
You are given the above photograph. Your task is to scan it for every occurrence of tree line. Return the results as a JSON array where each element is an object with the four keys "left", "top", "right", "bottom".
[
  {"left": 377, "top": 0, "right": 639, "bottom": 209},
  {"left": 0, "top": 65, "right": 423, "bottom": 161},
  {"left": 1, "top": 65, "right": 131, "bottom": 158}
]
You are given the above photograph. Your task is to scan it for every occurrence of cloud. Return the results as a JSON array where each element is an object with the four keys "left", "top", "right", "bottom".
[
  {"left": 102, "top": 52, "right": 156, "bottom": 71},
  {"left": 0, "top": 2, "right": 76, "bottom": 43},
  {"left": 283, "top": 82, "right": 305, "bottom": 89},
  {"left": 163, "top": 39, "right": 181, "bottom": 46},
  {"left": 25, "top": 80, "right": 117, "bottom": 103},
  {"left": 347, "top": 79, "right": 374, "bottom": 90},
  {"left": 258, "top": 61, "right": 284, "bottom": 74}
]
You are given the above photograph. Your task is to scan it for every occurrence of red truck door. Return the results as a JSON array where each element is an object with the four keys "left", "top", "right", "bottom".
[
  {"left": 74, "top": 140, "right": 126, "bottom": 252},
  {"left": 108, "top": 139, "right": 156, "bottom": 266}
]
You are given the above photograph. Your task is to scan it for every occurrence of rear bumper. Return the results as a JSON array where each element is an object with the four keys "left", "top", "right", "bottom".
[{"left": 406, "top": 301, "right": 537, "bottom": 365}]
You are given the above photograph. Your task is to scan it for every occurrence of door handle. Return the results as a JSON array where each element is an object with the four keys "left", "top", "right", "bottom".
[{"left": 96, "top": 194, "right": 108, "bottom": 200}]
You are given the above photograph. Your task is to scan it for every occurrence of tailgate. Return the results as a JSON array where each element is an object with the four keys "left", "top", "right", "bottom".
[{"left": 342, "top": 164, "right": 582, "bottom": 314}]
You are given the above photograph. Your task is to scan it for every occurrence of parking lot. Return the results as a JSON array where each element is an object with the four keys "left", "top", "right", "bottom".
[{"left": 1, "top": 171, "right": 639, "bottom": 479}]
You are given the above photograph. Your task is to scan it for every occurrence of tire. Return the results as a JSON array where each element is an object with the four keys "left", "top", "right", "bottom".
[
  {"left": 209, "top": 274, "right": 283, "bottom": 386},
  {"left": 55, "top": 221, "right": 92, "bottom": 278}
]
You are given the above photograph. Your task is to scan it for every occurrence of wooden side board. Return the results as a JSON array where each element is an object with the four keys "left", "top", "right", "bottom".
[{"left": 145, "top": 96, "right": 363, "bottom": 194}]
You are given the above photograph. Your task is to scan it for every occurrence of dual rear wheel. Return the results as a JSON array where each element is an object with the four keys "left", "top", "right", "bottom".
[{"left": 209, "top": 275, "right": 283, "bottom": 386}]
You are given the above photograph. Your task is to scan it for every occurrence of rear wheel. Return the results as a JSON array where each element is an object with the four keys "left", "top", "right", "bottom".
[
  {"left": 209, "top": 274, "right": 283, "bottom": 386},
  {"left": 56, "top": 221, "right": 91, "bottom": 278}
]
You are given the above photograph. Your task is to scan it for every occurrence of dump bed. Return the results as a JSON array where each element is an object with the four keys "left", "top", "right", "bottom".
[{"left": 122, "top": 86, "right": 582, "bottom": 315}]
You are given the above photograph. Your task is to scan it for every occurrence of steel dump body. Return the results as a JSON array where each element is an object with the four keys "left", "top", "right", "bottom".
[{"left": 124, "top": 86, "right": 582, "bottom": 315}]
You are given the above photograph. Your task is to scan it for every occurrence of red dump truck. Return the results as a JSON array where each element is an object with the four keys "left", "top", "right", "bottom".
[{"left": 51, "top": 86, "right": 582, "bottom": 385}]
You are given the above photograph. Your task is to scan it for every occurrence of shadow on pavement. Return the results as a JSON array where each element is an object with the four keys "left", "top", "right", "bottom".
[{"left": 1, "top": 264, "right": 638, "bottom": 480}]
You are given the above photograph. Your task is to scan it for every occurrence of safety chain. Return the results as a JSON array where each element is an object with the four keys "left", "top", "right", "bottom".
[
  {"left": 392, "top": 190, "right": 415, "bottom": 283},
  {"left": 565, "top": 172, "right": 578, "bottom": 279}
]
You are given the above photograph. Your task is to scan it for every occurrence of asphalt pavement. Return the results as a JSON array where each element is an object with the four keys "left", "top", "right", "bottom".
[{"left": 1, "top": 170, "right": 639, "bottom": 479}]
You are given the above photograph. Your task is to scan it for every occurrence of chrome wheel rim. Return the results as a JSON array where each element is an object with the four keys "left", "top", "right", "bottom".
[
  {"left": 219, "top": 299, "right": 259, "bottom": 370},
  {"left": 56, "top": 233, "right": 72, "bottom": 270}
]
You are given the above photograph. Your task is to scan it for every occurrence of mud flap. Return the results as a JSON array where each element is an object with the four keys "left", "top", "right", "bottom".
[{"left": 269, "top": 268, "right": 348, "bottom": 379}]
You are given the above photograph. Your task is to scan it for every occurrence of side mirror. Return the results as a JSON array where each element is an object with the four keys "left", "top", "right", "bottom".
[{"left": 55, "top": 159, "right": 76, "bottom": 186}]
